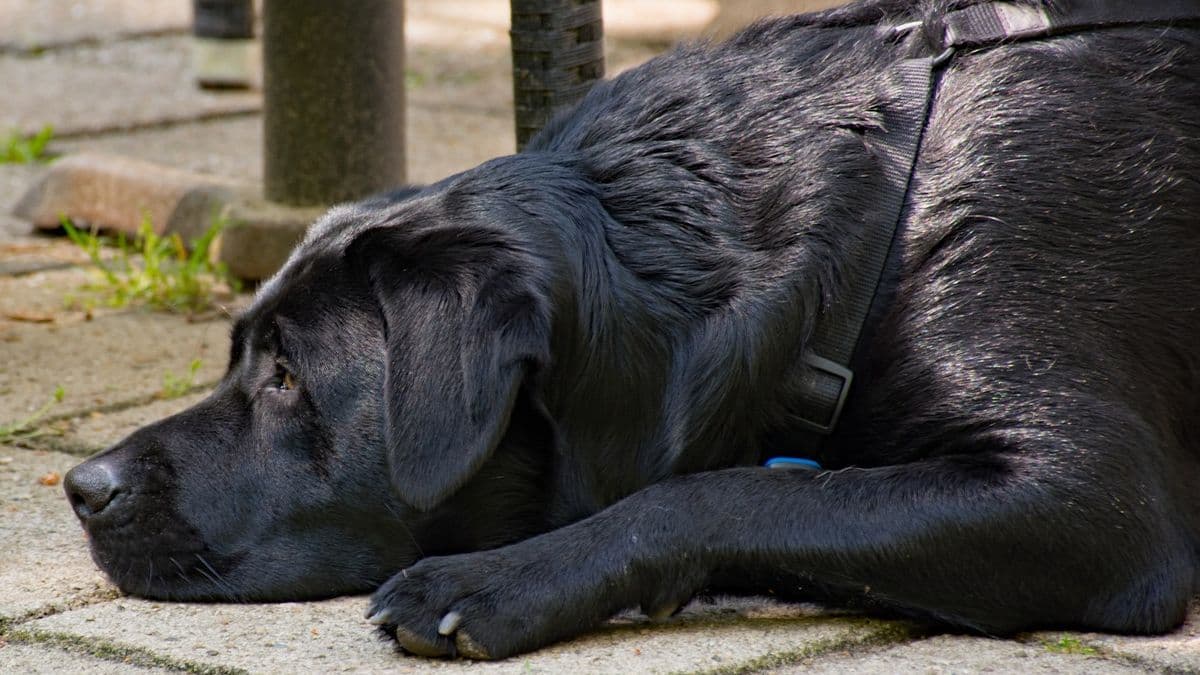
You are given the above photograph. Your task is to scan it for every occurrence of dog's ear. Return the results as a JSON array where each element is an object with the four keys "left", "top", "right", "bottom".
[{"left": 351, "top": 225, "right": 551, "bottom": 511}]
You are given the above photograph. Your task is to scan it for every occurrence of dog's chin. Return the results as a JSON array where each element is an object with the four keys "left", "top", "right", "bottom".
[
  {"left": 86, "top": 519, "right": 405, "bottom": 602},
  {"left": 86, "top": 537, "right": 237, "bottom": 601},
  {"left": 93, "top": 543, "right": 387, "bottom": 603}
]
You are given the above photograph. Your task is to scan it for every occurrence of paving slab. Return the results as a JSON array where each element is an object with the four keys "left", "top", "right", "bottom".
[
  {"left": 45, "top": 44, "right": 519, "bottom": 184},
  {"left": 0, "top": 267, "right": 97, "bottom": 323},
  {"left": 0, "top": 244, "right": 249, "bottom": 324},
  {"left": 23, "top": 596, "right": 913, "bottom": 674},
  {"left": 408, "top": 95, "right": 517, "bottom": 185},
  {"left": 0, "top": 1, "right": 693, "bottom": 140},
  {"left": 0, "top": 0, "right": 189, "bottom": 53},
  {"left": 0, "top": 212, "right": 33, "bottom": 240},
  {"left": 0, "top": 310, "right": 230, "bottom": 422},
  {"left": 0, "top": 36, "right": 260, "bottom": 138},
  {"left": 1, "top": 0, "right": 715, "bottom": 56},
  {"left": 40, "top": 391, "right": 210, "bottom": 457},
  {"left": 407, "top": 0, "right": 716, "bottom": 49},
  {"left": 0, "top": 642, "right": 173, "bottom": 674},
  {"left": 46, "top": 55, "right": 520, "bottom": 186},
  {"left": 1, "top": 165, "right": 47, "bottom": 239},
  {"left": 772, "top": 634, "right": 1152, "bottom": 674},
  {"left": 1033, "top": 604, "right": 1200, "bottom": 675},
  {"left": 52, "top": 117, "right": 264, "bottom": 186},
  {"left": 0, "top": 446, "right": 115, "bottom": 622},
  {"left": 0, "top": 238, "right": 92, "bottom": 276}
]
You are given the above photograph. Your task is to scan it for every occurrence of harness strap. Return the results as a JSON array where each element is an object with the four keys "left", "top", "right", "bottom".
[
  {"left": 945, "top": 0, "right": 1200, "bottom": 48},
  {"left": 789, "top": 0, "right": 1200, "bottom": 448},
  {"left": 793, "top": 55, "right": 936, "bottom": 435}
]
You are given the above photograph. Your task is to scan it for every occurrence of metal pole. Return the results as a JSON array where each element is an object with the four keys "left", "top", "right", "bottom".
[
  {"left": 510, "top": 0, "right": 604, "bottom": 151},
  {"left": 262, "top": 1, "right": 406, "bottom": 206}
]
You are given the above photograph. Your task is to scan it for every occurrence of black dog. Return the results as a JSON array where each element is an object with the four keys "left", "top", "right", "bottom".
[{"left": 64, "top": 0, "right": 1199, "bottom": 660}]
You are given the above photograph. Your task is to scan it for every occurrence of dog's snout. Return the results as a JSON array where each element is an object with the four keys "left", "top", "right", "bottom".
[{"left": 64, "top": 459, "right": 122, "bottom": 518}]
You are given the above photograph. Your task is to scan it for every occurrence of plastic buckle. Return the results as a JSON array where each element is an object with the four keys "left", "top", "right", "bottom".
[
  {"left": 797, "top": 353, "right": 854, "bottom": 435},
  {"left": 931, "top": 46, "right": 956, "bottom": 69},
  {"left": 765, "top": 457, "right": 823, "bottom": 471}
]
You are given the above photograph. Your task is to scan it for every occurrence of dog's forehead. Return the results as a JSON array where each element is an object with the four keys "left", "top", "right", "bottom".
[
  {"left": 253, "top": 185, "right": 443, "bottom": 307},
  {"left": 254, "top": 204, "right": 373, "bottom": 302},
  {"left": 226, "top": 207, "right": 366, "bottom": 357}
]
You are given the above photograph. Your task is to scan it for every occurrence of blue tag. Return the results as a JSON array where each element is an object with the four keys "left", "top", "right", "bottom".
[{"left": 764, "top": 456, "right": 822, "bottom": 471}]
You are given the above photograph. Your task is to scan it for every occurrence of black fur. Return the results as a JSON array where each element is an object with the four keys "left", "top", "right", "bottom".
[{"left": 65, "top": 0, "right": 1199, "bottom": 659}]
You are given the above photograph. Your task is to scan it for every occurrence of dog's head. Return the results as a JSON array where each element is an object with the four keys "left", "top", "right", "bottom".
[{"left": 63, "top": 178, "right": 559, "bottom": 600}]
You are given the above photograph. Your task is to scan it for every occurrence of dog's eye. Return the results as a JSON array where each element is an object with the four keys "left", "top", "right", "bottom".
[
  {"left": 273, "top": 359, "right": 297, "bottom": 392},
  {"left": 279, "top": 370, "right": 297, "bottom": 391}
]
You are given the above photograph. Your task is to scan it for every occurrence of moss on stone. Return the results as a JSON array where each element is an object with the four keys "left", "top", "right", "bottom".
[
  {"left": 672, "top": 617, "right": 925, "bottom": 675},
  {"left": 8, "top": 628, "right": 247, "bottom": 675}
]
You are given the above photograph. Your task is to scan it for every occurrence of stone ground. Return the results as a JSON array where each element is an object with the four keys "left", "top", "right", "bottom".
[{"left": 1, "top": 1, "right": 1198, "bottom": 673}]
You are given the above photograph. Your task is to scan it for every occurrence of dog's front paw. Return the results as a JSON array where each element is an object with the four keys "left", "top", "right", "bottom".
[{"left": 365, "top": 546, "right": 614, "bottom": 660}]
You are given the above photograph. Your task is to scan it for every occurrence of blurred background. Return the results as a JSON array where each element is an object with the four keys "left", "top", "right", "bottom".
[{"left": 0, "top": 0, "right": 848, "bottom": 249}]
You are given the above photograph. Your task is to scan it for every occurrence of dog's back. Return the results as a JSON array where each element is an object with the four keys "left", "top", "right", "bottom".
[
  {"left": 531, "top": 0, "right": 1200, "bottom": 476},
  {"left": 525, "top": 0, "right": 1200, "bottom": 617}
]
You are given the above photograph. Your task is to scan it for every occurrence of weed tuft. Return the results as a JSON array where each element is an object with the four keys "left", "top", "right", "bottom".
[
  {"left": 1042, "top": 635, "right": 1099, "bottom": 656},
  {"left": 0, "top": 386, "right": 65, "bottom": 443},
  {"left": 160, "top": 358, "right": 203, "bottom": 399},
  {"left": 63, "top": 215, "right": 240, "bottom": 314},
  {"left": 1, "top": 125, "right": 54, "bottom": 164}
]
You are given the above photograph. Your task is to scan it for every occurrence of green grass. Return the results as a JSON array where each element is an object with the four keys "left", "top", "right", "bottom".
[
  {"left": 0, "top": 386, "right": 65, "bottom": 443},
  {"left": 1, "top": 125, "right": 54, "bottom": 163},
  {"left": 160, "top": 358, "right": 203, "bottom": 399},
  {"left": 62, "top": 215, "right": 240, "bottom": 314},
  {"left": 1042, "top": 635, "right": 1099, "bottom": 656}
]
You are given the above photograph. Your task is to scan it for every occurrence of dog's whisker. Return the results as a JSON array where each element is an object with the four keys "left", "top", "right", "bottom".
[
  {"left": 195, "top": 553, "right": 238, "bottom": 598},
  {"left": 169, "top": 556, "right": 190, "bottom": 583},
  {"left": 385, "top": 502, "right": 425, "bottom": 558}
]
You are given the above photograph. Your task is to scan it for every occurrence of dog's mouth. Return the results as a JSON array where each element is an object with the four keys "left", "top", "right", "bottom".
[
  {"left": 64, "top": 441, "right": 261, "bottom": 600},
  {"left": 64, "top": 427, "right": 418, "bottom": 603},
  {"left": 75, "top": 494, "right": 246, "bottom": 600},
  {"left": 74, "top": 489, "right": 403, "bottom": 602}
]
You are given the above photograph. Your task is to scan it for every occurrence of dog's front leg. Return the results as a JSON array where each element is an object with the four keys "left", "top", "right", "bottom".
[
  {"left": 367, "top": 456, "right": 1191, "bottom": 659},
  {"left": 365, "top": 499, "right": 703, "bottom": 660}
]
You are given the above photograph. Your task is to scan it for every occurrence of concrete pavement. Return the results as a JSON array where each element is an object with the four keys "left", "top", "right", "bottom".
[{"left": 2, "top": 1, "right": 1198, "bottom": 672}]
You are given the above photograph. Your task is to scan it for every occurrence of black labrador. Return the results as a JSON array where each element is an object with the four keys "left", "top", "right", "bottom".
[{"left": 64, "top": 0, "right": 1199, "bottom": 660}]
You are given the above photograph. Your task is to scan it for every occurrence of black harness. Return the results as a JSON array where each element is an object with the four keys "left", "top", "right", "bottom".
[{"left": 786, "top": 0, "right": 1200, "bottom": 462}]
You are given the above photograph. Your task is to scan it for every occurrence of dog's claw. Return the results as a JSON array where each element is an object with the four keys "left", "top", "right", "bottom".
[
  {"left": 394, "top": 625, "right": 449, "bottom": 658},
  {"left": 455, "top": 629, "right": 493, "bottom": 660},
  {"left": 437, "top": 610, "right": 463, "bottom": 636},
  {"left": 645, "top": 601, "right": 682, "bottom": 621},
  {"left": 366, "top": 608, "right": 393, "bottom": 625}
]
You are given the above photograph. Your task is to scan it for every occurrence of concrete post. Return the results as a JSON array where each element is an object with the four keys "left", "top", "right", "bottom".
[
  {"left": 262, "top": 1, "right": 406, "bottom": 206},
  {"left": 510, "top": 0, "right": 605, "bottom": 151}
]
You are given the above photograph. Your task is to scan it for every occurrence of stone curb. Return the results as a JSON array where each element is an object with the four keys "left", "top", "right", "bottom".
[
  {"left": 12, "top": 153, "right": 242, "bottom": 238},
  {"left": 10, "top": 152, "right": 322, "bottom": 281},
  {"left": 216, "top": 198, "right": 324, "bottom": 281}
]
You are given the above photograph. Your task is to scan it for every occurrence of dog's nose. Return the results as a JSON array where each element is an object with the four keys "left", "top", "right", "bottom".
[{"left": 64, "top": 459, "right": 122, "bottom": 518}]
